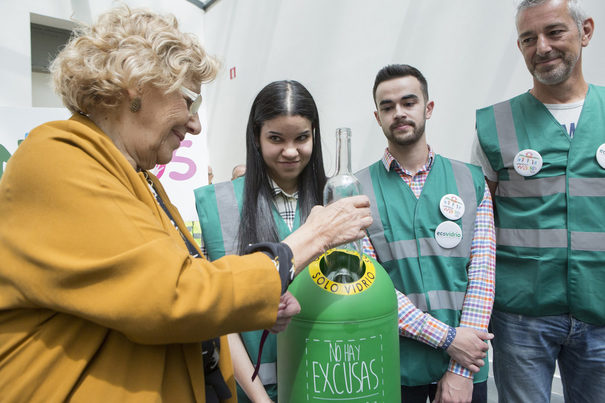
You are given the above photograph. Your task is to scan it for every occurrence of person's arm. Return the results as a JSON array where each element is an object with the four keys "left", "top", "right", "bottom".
[
  {"left": 395, "top": 273, "right": 491, "bottom": 359},
  {"left": 228, "top": 333, "right": 274, "bottom": 403},
  {"left": 445, "top": 184, "right": 496, "bottom": 378},
  {"left": 2, "top": 124, "right": 370, "bottom": 346},
  {"left": 0, "top": 133, "right": 281, "bottom": 344},
  {"left": 396, "top": 290, "right": 453, "bottom": 348},
  {"left": 433, "top": 371, "right": 473, "bottom": 403}
]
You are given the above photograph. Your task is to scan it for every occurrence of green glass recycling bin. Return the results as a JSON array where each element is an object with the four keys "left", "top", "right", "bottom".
[{"left": 278, "top": 249, "right": 400, "bottom": 402}]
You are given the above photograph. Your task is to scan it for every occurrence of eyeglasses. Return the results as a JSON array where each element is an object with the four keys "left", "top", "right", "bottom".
[{"left": 180, "top": 86, "right": 202, "bottom": 115}]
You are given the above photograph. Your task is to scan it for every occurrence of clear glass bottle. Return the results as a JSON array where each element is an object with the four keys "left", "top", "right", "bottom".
[{"left": 322, "top": 127, "right": 364, "bottom": 283}]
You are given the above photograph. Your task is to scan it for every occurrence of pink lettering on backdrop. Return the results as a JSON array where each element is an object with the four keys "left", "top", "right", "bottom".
[{"left": 153, "top": 140, "right": 197, "bottom": 181}]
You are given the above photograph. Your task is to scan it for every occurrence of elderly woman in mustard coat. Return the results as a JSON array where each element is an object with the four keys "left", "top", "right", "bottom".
[{"left": 0, "top": 6, "right": 371, "bottom": 402}]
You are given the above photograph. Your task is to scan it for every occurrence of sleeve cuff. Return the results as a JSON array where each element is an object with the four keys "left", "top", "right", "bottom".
[
  {"left": 448, "top": 361, "right": 473, "bottom": 379},
  {"left": 440, "top": 326, "right": 457, "bottom": 350},
  {"left": 243, "top": 242, "right": 294, "bottom": 294}
]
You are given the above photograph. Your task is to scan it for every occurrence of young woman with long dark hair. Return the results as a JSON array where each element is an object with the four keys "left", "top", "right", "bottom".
[{"left": 195, "top": 80, "right": 326, "bottom": 402}]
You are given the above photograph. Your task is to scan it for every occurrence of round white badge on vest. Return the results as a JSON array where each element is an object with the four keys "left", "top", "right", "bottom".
[
  {"left": 596, "top": 144, "right": 605, "bottom": 169},
  {"left": 513, "top": 149, "right": 543, "bottom": 176},
  {"left": 440, "top": 194, "right": 465, "bottom": 221},
  {"left": 435, "top": 221, "right": 462, "bottom": 249}
]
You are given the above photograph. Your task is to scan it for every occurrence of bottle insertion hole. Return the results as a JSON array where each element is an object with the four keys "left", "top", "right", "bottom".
[{"left": 319, "top": 250, "right": 366, "bottom": 284}]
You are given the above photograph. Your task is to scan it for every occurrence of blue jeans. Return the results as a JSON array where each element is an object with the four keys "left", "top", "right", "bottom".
[{"left": 490, "top": 310, "right": 605, "bottom": 403}]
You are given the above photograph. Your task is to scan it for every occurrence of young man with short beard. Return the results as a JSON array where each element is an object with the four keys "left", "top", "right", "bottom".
[{"left": 358, "top": 64, "right": 496, "bottom": 403}]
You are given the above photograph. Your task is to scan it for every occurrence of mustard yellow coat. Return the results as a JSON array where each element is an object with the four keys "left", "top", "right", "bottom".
[{"left": 0, "top": 114, "right": 282, "bottom": 402}]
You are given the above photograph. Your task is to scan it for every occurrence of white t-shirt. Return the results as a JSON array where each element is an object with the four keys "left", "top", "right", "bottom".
[
  {"left": 470, "top": 99, "right": 584, "bottom": 181},
  {"left": 544, "top": 100, "right": 584, "bottom": 138}
]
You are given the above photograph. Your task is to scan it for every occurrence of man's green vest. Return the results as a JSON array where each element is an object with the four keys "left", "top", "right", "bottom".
[
  {"left": 194, "top": 177, "right": 300, "bottom": 402},
  {"left": 476, "top": 85, "right": 605, "bottom": 325},
  {"left": 356, "top": 155, "right": 487, "bottom": 386}
]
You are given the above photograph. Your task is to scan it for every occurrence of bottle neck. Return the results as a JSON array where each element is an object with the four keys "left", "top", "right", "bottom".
[{"left": 335, "top": 129, "right": 352, "bottom": 175}]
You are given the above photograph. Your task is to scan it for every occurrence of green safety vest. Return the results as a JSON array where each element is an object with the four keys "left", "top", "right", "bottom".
[
  {"left": 194, "top": 177, "right": 301, "bottom": 402},
  {"left": 356, "top": 155, "right": 488, "bottom": 386},
  {"left": 476, "top": 85, "right": 605, "bottom": 325}
]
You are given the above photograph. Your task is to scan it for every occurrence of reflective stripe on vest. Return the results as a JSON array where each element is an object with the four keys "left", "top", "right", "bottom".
[
  {"left": 497, "top": 228, "right": 567, "bottom": 248},
  {"left": 499, "top": 226, "right": 605, "bottom": 251},
  {"left": 258, "top": 362, "right": 277, "bottom": 385},
  {"left": 493, "top": 100, "right": 519, "bottom": 168},
  {"left": 357, "top": 166, "right": 415, "bottom": 261},
  {"left": 497, "top": 175, "right": 566, "bottom": 197},
  {"left": 406, "top": 290, "right": 467, "bottom": 312},
  {"left": 214, "top": 181, "right": 241, "bottom": 255},
  {"left": 569, "top": 177, "right": 605, "bottom": 197},
  {"left": 571, "top": 232, "right": 605, "bottom": 251},
  {"left": 447, "top": 160, "right": 477, "bottom": 256}
]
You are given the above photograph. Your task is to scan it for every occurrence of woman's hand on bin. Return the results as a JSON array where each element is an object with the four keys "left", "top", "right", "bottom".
[{"left": 269, "top": 291, "right": 301, "bottom": 334}]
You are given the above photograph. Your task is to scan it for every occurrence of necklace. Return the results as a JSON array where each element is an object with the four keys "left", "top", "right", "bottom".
[{"left": 142, "top": 171, "right": 154, "bottom": 186}]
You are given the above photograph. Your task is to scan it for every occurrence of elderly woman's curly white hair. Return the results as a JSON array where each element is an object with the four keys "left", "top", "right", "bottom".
[{"left": 51, "top": 6, "right": 219, "bottom": 114}]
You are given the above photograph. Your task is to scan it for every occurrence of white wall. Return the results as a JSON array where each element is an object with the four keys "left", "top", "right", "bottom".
[
  {"left": 2, "top": 0, "right": 605, "bottom": 184},
  {"left": 202, "top": 0, "right": 605, "bottom": 181},
  {"left": 32, "top": 72, "right": 63, "bottom": 108},
  {"left": 0, "top": 0, "right": 207, "bottom": 109}
]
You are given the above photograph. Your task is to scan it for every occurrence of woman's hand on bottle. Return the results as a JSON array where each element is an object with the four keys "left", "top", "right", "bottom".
[
  {"left": 310, "top": 195, "right": 372, "bottom": 250},
  {"left": 283, "top": 195, "right": 372, "bottom": 271}
]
